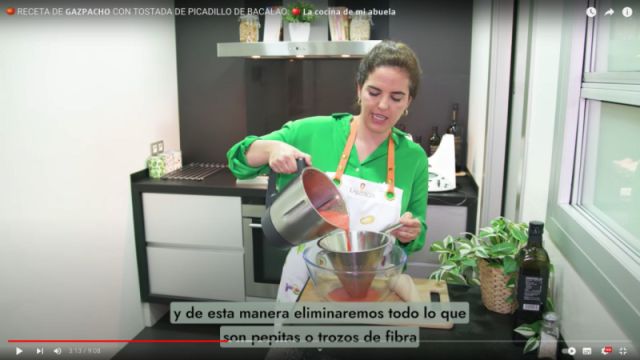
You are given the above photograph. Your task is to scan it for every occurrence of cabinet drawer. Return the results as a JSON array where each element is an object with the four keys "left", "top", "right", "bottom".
[
  {"left": 142, "top": 193, "right": 242, "bottom": 249},
  {"left": 147, "top": 246, "right": 245, "bottom": 301}
]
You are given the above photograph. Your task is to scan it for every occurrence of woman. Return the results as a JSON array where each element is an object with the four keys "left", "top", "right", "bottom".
[{"left": 227, "top": 40, "right": 428, "bottom": 301}]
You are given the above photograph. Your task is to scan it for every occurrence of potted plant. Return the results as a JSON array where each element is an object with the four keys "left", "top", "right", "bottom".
[
  {"left": 430, "top": 216, "right": 555, "bottom": 354},
  {"left": 429, "top": 217, "right": 529, "bottom": 313},
  {"left": 284, "top": 1, "right": 316, "bottom": 42}
]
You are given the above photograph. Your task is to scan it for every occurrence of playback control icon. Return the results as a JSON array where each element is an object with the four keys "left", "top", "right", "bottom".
[{"left": 14, "top": 346, "right": 62, "bottom": 356}]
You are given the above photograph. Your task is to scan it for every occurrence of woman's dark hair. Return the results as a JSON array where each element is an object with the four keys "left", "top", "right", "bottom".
[{"left": 356, "top": 40, "right": 422, "bottom": 99}]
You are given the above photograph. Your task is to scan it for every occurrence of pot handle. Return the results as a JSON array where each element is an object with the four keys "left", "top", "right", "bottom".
[{"left": 265, "top": 158, "right": 307, "bottom": 208}]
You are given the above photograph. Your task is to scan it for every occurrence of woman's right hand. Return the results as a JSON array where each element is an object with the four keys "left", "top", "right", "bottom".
[
  {"left": 246, "top": 140, "right": 311, "bottom": 172},
  {"left": 267, "top": 142, "right": 312, "bottom": 174}
]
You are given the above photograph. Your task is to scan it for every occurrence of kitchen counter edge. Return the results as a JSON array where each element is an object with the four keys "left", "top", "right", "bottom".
[{"left": 130, "top": 168, "right": 478, "bottom": 206}]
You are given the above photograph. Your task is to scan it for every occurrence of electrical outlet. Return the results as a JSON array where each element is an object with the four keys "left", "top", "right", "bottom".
[{"left": 150, "top": 140, "right": 165, "bottom": 156}]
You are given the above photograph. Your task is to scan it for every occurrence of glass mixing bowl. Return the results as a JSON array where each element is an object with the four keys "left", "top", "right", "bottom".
[{"left": 303, "top": 242, "right": 407, "bottom": 302}]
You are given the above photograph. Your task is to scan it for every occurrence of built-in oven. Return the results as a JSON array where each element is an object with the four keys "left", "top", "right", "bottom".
[{"left": 241, "top": 203, "right": 289, "bottom": 299}]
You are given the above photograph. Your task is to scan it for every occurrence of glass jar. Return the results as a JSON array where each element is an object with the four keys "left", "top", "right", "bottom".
[
  {"left": 538, "top": 312, "right": 559, "bottom": 360},
  {"left": 239, "top": 14, "right": 260, "bottom": 43},
  {"left": 349, "top": 14, "right": 372, "bottom": 41}
]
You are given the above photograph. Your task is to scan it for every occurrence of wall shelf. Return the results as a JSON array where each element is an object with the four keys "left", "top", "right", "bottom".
[{"left": 217, "top": 40, "right": 381, "bottom": 59}]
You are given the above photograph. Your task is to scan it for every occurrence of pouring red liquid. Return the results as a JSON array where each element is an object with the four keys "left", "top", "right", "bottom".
[{"left": 318, "top": 210, "right": 351, "bottom": 251}]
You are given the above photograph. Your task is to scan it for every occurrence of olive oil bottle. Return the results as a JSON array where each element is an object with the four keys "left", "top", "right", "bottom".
[
  {"left": 446, "top": 103, "right": 464, "bottom": 171},
  {"left": 514, "top": 221, "right": 550, "bottom": 339},
  {"left": 428, "top": 126, "right": 441, "bottom": 156}
]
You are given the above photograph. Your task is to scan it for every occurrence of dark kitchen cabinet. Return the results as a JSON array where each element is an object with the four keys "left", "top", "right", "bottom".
[{"left": 174, "top": 0, "right": 472, "bottom": 164}]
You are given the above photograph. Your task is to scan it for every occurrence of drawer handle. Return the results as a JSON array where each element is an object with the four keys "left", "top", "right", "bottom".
[{"left": 249, "top": 223, "right": 263, "bottom": 229}]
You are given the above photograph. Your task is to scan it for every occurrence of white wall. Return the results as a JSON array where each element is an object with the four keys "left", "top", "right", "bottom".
[
  {"left": 0, "top": 5, "right": 180, "bottom": 358},
  {"left": 505, "top": 1, "right": 631, "bottom": 353},
  {"left": 466, "top": 0, "right": 492, "bottom": 227}
]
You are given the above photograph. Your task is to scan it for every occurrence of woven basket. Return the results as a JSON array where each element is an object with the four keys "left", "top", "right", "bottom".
[{"left": 478, "top": 259, "right": 517, "bottom": 314}]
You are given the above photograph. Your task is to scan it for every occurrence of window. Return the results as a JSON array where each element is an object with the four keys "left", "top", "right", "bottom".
[
  {"left": 580, "top": 102, "right": 639, "bottom": 251},
  {"left": 547, "top": 0, "right": 640, "bottom": 344}
]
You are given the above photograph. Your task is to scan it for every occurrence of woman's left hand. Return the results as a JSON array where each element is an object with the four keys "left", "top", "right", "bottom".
[{"left": 391, "top": 212, "right": 421, "bottom": 244}]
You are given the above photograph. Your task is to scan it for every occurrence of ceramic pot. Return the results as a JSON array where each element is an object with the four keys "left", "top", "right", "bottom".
[{"left": 289, "top": 22, "right": 311, "bottom": 42}]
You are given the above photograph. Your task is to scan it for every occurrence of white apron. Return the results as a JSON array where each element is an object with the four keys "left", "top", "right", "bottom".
[{"left": 276, "top": 119, "right": 403, "bottom": 302}]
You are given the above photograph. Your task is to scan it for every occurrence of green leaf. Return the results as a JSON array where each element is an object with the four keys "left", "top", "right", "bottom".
[
  {"left": 491, "top": 217, "right": 506, "bottom": 232},
  {"left": 503, "top": 256, "right": 517, "bottom": 274},
  {"left": 445, "top": 272, "right": 468, "bottom": 285},
  {"left": 442, "top": 235, "right": 454, "bottom": 248},
  {"left": 546, "top": 296, "right": 555, "bottom": 312},
  {"left": 513, "top": 325, "right": 535, "bottom": 338},
  {"left": 489, "top": 242, "right": 517, "bottom": 255},
  {"left": 505, "top": 294, "right": 515, "bottom": 303},
  {"left": 514, "top": 320, "right": 542, "bottom": 338},
  {"left": 429, "top": 270, "right": 443, "bottom": 282},
  {"left": 478, "top": 228, "right": 493, "bottom": 238},
  {"left": 475, "top": 247, "right": 489, "bottom": 258},
  {"left": 459, "top": 248, "right": 471, "bottom": 257},
  {"left": 523, "top": 335, "right": 540, "bottom": 354},
  {"left": 506, "top": 275, "right": 516, "bottom": 288},
  {"left": 283, "top": 1, "right": 316, "bottom": 23},
  {"left": 509, "top": 225, "right": 527, "bottom": 243},
  {"left": 432, "top": 248, "right": 451, "bottom": 255},
  {"left": 461, "top": 258, "right": 476, "bottom": 267},
  {"left": 445, "top": 278, "right": 466, "bottom": 286}
]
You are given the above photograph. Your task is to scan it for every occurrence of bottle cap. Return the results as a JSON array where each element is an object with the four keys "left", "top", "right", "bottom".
[
  {"left": 543, "top": 311, "right": 558, "bottom": 323},
  {"left": 529, "top": 221, "right": 544, "bottom": 237}
]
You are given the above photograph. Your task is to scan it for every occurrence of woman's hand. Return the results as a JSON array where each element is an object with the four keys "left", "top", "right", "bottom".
[
  {"left": 246, "top": 140, "right": 311, "bottom": 173},
  {"left": 267, "top": 142, "right": 312, "bottom": 174},
  {"left": 391, "top": 212, "right": 421, "bottom": 244}
]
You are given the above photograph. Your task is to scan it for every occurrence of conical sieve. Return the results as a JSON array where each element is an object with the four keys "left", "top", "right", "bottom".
[{"left": 317, "top": 230, "right": 392, "bottom": 298}]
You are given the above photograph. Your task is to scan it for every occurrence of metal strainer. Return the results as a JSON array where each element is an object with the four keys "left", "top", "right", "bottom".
[{"left": 317, "top": 230, "right": 392, "bottom": 298}]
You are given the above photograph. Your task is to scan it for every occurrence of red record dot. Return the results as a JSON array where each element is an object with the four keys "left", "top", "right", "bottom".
[
  {"left": 6, "top": 7, "right": 16, "bottom": 15},
  {"left": 291, "top": 7, "right": 301, "bottom": 16}
]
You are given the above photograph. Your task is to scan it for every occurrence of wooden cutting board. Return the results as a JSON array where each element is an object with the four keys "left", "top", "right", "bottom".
[{"left": 299, "top": 277, "right": 454, "bottom": 329}]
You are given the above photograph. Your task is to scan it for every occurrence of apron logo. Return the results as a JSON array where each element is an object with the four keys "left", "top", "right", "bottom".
[
  {"left": 360, "top": 215, "right": 375, "bottom": 225},
  {"left": 348, "top": 183, "right": 374, "bottom": 198}
]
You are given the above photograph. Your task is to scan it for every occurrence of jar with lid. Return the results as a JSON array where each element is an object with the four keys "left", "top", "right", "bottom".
[
  {"left": 349, "top": 13, "right": 372, "bottom": 41},
  {"left": 538, "top": 312, "right": 559, "bottom": 360},
  {"left": 239, "top": 14, "right": 260, "bottom": 43}
]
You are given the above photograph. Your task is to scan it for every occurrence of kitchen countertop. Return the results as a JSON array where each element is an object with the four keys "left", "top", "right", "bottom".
[
  {"left": 112, "top": 285, "right": 569, "bottom": 360},
  {"left": 130, "top": 168, "right": 478, "bottom": 206}
]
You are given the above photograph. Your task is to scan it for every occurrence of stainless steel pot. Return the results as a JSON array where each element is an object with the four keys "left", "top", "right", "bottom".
[{"left": 261, "top": 159, "right": 348, "bottom": 248}]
